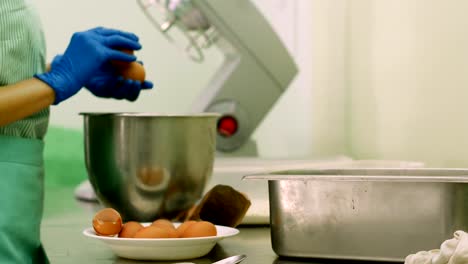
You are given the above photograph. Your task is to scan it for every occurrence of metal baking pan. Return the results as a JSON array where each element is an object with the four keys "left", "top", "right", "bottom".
[{"left": 243, "top": 168, "right": 468, "bottom": 262}]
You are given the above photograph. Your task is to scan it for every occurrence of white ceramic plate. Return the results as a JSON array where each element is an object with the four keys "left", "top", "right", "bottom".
[{"left": 83, "top": 223, "right": 239, "bottom": 261}]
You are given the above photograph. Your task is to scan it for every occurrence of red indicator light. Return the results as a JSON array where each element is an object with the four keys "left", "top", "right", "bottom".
[{"left": 217, "top": 116, "right": 238, "bottom": 137}]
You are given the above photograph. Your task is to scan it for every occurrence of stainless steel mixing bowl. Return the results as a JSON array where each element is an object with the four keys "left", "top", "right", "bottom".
[{"left": 81, "top": 112, "right": 219, "bottom": 221}]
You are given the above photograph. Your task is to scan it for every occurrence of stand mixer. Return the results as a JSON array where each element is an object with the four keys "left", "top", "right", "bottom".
[
  {"left": 75, "top": 0, "right": 307, "bottom": 224},
  {"left": 135, "top": 0, "right": 298, "bottom": 154}
]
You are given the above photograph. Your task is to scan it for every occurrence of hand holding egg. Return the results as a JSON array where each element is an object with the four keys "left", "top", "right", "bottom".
[
  {"left": 82, "top": 48, "right": 152, "bottom": 101},
  {"left": 111, "top": 49, "right": 146, "bottom": 83}
]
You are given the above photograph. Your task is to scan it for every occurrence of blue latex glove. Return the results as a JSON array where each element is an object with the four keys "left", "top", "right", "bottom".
[
  {"left": 51, "top": 55, "right": 153, "bottom": 101},
  {"left": 35, "top": 27, "right": 141, "bottom": 105}
]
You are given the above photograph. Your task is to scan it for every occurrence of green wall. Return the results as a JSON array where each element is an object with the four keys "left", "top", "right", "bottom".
[{"left": 43, "top": 126, "right": 87, "bottom": 188}]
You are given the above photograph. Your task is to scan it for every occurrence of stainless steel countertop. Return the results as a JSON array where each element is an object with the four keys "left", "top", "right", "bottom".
[{"left": 41, "top": 187, "right": 400, "bottom": 264}]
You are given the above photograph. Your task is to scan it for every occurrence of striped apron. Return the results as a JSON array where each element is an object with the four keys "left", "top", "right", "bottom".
[{"left": 0, "top": 0, "right": 50, "bottom": 262}]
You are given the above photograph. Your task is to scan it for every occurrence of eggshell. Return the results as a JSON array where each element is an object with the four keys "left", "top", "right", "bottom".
[
  {"left": 152, "top": 219, "right": 174, "bottom": 229},
  {"left": 133, "top": 226, "right": 170, "bottom": 239},
  {"left": 181, "top": 221, "right": 217, "bottom": 238},
  {"left": 152, "top": 219, "right": 178, "bottom": 238},
  {"left": 92, "top": 208, "right": 123, "bottom": 236},
  {"left": 176, "top": 220, "right": 197, "bottom": 238},
  {"left": 118, "top": 221, "right": 144, "bottom": 238},
  {"left": 119, "top": 62, "right": 146, "bottom": 82},
  {"left": 165, "top": 227, "right": 179, "bottom": 238}
]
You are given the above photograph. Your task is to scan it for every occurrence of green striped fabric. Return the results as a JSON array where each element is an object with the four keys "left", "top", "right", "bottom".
[{"left": 0, "top": 0, "right": 49, "bottom": 139}]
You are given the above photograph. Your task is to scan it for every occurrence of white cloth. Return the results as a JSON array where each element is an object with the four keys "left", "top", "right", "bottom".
[{"left": 405, "top": 231, "right": 468, "bottom": 264}]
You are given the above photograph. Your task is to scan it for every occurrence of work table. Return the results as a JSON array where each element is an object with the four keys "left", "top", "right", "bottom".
[{"left": 41, "top": 187, "right": 397, "bottom": 264}]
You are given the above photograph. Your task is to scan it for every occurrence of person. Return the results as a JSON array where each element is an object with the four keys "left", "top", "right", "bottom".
[{"left": 0, "top": 1, "right": 153, "bottom": 263}]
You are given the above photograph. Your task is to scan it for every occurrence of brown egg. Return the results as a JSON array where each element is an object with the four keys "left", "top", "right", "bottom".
[
  {"left": 176, "top": 220, "right": 197, "bottom": 238},
  {"left": 133, "top": 226, "right": 170, "bottom": 239},
  {"left": 119, "top": 62, "right": 146, "bottom": 82},
  {"left": 181, "top": 221, "right": 217, "bottom": 238},
  {"left": 165, "top": 227, "right": 179, "bottom": 238},
  {"left": 118, "top": 221, "right": 144, "bottom": 238},
  {"left": 152, "top": 219, "right": 178, "bottom": 238},
  {"left": 92, "top": 208, "right": 123, "bottom": 236},
  {"left": 152, "top": 219, "right": 174, "bottom": 229}
]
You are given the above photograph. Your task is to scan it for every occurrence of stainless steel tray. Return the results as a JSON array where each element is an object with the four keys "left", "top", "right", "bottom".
[{"left": 244, "top": 168, "right": 468, "bottom": 262}]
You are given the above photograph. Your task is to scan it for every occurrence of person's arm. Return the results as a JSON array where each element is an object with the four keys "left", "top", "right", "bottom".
[
  {"left": 0, "top": 78, "right": 55, "bottom": 126},
  {"left": 0, "top": 27, "right": 148, "bottom": 127}
]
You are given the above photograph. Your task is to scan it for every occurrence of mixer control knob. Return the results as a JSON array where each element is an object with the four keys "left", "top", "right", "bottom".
[{"left": 205, "top": 100, "right": 250, "bottom": 152}]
